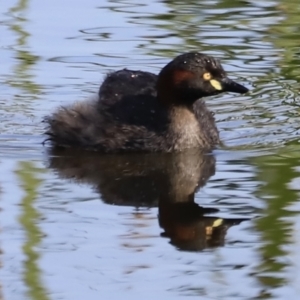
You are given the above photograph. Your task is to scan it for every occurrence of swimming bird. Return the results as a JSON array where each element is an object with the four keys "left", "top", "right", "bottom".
[{"left": 45, "top": 52, "right": 248, "bottom": 152}]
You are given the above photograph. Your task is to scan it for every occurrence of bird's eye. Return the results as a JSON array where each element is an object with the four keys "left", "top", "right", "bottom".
[{"left": 203, "top": 72, "right": 212, "bottom": 80}]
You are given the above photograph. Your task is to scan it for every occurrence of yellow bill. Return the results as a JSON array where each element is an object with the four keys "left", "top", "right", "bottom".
[{"left": 210, "top": 79, "right": 222, "bottom": 90}]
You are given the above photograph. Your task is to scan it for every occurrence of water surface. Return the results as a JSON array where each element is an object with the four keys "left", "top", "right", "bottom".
[{"left": 1, "top": 0, "right": 300, "bottom": 299}]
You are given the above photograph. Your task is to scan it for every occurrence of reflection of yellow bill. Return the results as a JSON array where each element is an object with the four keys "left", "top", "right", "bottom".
[
  {"left": 212, "top": 218, "right": 223, "bottom": 227},
  {"left": 206, "top": 219, "right": 224, "bottom": 236},
  {"left": 210, "top": 79, "right": 222, "bottom": 90}
]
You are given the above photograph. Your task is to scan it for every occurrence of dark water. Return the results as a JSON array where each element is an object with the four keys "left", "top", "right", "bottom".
[{"left": 1, "top": 0, "right": 300, "bottom": 299}]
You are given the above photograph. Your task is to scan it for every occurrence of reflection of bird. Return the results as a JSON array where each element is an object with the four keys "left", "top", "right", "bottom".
[
  {"left": 45, "top": 52, "right": 248, "bottom": 152},
  {"left": 48, "top": 148, "right": 248, "bottom": 251},
  {"left": 159, "top": 202, "right": 247, "bottom": 251},
  {"left": 48, "top": 148, "right": 215, "bottom": 207}
]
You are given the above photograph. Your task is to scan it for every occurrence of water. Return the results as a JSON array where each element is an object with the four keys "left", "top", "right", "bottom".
[{"left": 1, "top": 0, "right": 300, "bottom": 299}]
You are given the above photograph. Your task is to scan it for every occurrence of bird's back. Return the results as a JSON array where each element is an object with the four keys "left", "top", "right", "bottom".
[{"left": 46, "top": 70, "right": 171, "bottom": 152}]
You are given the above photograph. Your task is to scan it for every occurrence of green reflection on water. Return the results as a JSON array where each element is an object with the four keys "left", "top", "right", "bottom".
[
  {"left": 253, "top": 141, "right": 300, "bottom": 298},
  {"left": 138, "top": 0, "right": 272, "bottom": 57},
  {"left": 17, "top": 162, "right": 49, "bottom": 300},
  {"left": 7, "top": 0, "right": 41, "bottom": 96},
  {"left": 107, "top": 0, "right": 258, "bottom": 58},
  {"left": 268, "top": 1, "right": 300, "bottom": 80}
]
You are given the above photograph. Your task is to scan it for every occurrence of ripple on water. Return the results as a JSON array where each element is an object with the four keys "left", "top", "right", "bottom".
[{"left": 1, "top": 0, "right": 300, "bottom": 299}]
